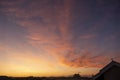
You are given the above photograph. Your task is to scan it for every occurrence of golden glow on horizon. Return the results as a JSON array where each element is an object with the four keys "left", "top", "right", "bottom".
[
  {"left": 0, "top": 53, "right": 100, "bottom": 77},
  {"left": 0, "top": 43, "right": 103, "bottom": 77},
  {"left": 0, "top": 63, "right": 100, "bottom": 77},
  {"left": 0, "top": 49, "right": 100, "bottom": 77}
]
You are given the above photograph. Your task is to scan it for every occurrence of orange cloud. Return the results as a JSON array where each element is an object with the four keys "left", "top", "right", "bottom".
[
  {"left": 0, "top": 0, "right": 110, "bottom": 69},
  {"left": 59, "top": 49, "right": 108, "bottom": 68}
]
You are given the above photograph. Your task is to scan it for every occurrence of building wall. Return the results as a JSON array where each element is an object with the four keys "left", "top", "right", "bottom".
[
  {"left": 95, "top": 74, "right": 104, "bottom": 80},
  {"left": 104, "top": 66, "right": 120, "bottom": 80}
]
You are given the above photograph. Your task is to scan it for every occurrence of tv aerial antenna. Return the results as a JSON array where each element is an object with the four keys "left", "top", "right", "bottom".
[{"left": 111, "top": 56, "right": 120, "bottom": 61}]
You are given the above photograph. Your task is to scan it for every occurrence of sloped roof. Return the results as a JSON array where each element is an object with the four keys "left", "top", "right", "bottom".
[{"left": 92, "top": 60, "right": 120, "bottom": 80}]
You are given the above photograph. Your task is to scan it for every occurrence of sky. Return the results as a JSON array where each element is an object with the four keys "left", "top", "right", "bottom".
[{"left": 0, "top": 0, "right": 120, "bottom": 77}]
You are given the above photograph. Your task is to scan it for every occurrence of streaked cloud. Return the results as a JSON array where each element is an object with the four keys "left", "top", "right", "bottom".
[{"left": 0, "top": 0, "right": 120, "bottom": 76}]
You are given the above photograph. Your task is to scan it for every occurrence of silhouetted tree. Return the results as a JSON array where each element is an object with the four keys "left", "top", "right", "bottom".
[{"left": 73, "top": 73, "right": 81, "bottom": 79}]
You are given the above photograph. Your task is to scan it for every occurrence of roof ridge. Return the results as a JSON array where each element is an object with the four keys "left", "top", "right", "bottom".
[
  {"left": 100, "top": 60, "right": 120, "bottom": 72},
  {"left": 92, "top": 60, "right": 120, "bottom": 80}
]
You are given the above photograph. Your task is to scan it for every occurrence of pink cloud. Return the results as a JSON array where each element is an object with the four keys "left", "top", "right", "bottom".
[
  {"left": 59, "top": 49, "right": 109, "bottom": 68},
  {"left": 0, "top": 0, "right": 112, "bottom": 68}
]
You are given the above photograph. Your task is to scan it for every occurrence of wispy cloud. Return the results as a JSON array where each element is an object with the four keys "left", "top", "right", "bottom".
[{"left": 0, "top": 0, "right": 119, "bottom": 71}]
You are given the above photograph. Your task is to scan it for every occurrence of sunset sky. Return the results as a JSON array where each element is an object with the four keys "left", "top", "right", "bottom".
[{"left": 0, "top": 0, "right": 120, "bottom": 77}]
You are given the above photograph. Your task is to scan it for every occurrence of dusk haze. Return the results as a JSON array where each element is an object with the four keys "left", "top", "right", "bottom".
[{"left": 0, "top": 0, "right": 120, "bottom": 77}]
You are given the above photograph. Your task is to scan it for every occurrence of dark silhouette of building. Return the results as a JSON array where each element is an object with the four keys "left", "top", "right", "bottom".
[{"left": 92, "top": 60, "right": 120, "bottom": 80}]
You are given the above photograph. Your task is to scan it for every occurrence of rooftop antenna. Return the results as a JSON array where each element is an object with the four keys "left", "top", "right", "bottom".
[
  {"left": 111, "top": 58, "right": 114, "bottom": 61},
  {"left": 114, "top": 56, "right": 120, "bottom": 59},
  {"left": 111, "top": 56, "right": 120, "bottom": 61}
]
